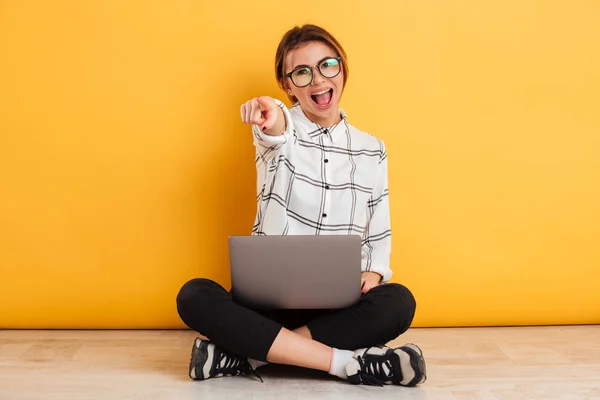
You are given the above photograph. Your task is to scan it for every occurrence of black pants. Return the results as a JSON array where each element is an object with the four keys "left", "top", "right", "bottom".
[{"left": 176, "top": 278, "right": 417, "bottom": 362}]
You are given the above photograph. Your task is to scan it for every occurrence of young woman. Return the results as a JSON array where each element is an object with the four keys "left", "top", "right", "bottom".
[{"left": 176, "top": 24, "right": 426, "bottom": 387}]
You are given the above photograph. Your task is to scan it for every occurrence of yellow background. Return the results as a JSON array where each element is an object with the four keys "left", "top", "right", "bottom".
[{"left": 1, "top": 1, "right": 599, "bottom": 328}]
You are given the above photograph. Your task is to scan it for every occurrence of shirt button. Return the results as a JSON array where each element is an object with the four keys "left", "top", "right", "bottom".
[
  {"left": 322, "top": 213, "right": 328, "bottom": 218},
  {"left": 324, "top": 159, "right": 329, "bottom": 163},
  {"left": 325, "top": 185, "right": 330, "bottom": 190}
]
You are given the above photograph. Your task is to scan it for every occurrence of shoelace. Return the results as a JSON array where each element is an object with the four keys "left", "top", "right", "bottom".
[
  {"left": 214, "top": 351, "right": 263, "bottom": 382},
  {"left": 356, "top": 353, "right": 397, "bottom": 387}
]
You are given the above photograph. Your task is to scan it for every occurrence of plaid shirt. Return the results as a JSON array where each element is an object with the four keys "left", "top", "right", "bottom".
[{"left": 251, "top": 100, "right": 392, "bottom": 282}]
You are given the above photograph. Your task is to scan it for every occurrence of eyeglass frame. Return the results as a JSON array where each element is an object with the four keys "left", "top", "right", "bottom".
[{"left": 284, "top": 57, "right": 342, "bottom": 88}]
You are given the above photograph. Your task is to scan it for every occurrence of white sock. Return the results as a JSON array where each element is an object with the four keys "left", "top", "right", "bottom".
[
  {"left": 329, "top": 348, "right": 355, "bottom": 380},
  {"left": 248, "top": 358, "right": 269, "bottom": 370}
]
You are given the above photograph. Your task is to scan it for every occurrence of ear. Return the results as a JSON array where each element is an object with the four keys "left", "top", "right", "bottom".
[
  {"left": 281, "top": 81, "right": 294, "bottom": 100},
  {"left": 281, "top": 79, "right": 291, "bottom": 93}
]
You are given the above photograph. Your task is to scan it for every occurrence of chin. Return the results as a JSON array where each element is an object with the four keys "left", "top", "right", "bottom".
[{"left": 305, "top": 97, "right": 339, "bottom": 115}]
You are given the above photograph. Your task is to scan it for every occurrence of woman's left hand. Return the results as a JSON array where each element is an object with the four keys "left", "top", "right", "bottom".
[{"left": 361, "top": 272, "right": 382, "bottom": 294}]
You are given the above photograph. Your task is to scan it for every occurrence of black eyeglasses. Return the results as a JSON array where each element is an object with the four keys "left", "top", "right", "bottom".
[{"left": 285, "top": 57, "right": 342, "bottom": 88}]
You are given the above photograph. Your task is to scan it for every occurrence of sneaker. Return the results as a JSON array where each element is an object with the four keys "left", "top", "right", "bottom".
[
  {"left": 188, "top": 338, "right": 262, "bottom": 382},
  {"left": 345, "top": 344, "right": 427, "bottom": 386}
]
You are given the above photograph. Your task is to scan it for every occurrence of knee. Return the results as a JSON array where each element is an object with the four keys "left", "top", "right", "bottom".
[
  {"left": 387, "top": 283, "right": 416, "bottom": 314},
  {"left": 381, "top": 283, "right": 417, "bottom": 334},
  {"left": 176, "top": 278, "right": 221, "bottom": 315}
]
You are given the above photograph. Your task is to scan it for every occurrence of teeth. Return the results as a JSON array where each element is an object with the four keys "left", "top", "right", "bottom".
[{"left": 313, "top": 89, "right": 330, "bottom": 96}]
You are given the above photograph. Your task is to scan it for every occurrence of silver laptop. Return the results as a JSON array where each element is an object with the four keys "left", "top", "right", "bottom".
[{"left": 229, "top": 235, "right": 362, "bottom": 309}]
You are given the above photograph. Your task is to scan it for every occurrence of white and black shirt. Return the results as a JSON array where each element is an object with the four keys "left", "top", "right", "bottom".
[{"left": 251, "top": 100, "right": 393, "bottom": 282}]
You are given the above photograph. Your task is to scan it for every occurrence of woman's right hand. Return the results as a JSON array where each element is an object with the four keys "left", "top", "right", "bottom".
[{"left": 240, "top": 96, "right": 285, "bottom": 136}]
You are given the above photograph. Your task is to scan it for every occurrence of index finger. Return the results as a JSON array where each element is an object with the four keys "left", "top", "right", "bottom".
[{"left": 256, "top": 96, "right": 273, "bottom": 111}]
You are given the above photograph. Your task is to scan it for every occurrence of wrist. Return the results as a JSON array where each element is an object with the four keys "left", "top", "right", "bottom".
[{"left": 362, "top": 271, "right": 383, "bottom": 281}]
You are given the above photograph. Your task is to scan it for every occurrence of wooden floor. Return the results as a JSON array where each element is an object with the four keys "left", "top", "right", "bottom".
[{"left": 0, "top": 326, "right": 599, "bottom": 399}]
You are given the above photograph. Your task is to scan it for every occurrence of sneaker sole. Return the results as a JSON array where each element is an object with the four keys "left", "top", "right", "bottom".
[{"left": 189, "top": 338, "right": 209, "bottom": 380}]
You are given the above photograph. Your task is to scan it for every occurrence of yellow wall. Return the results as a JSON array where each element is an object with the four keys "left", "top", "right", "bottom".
[{"left": 1, "top": 1, "right": 599, "bottom": 328}]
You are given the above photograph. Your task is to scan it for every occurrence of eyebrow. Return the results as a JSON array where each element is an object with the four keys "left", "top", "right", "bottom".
[{"left": 291, "top": 56, "right": 336, "bottom": 72}]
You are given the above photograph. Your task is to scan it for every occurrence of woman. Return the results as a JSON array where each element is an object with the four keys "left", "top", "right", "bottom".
[{"left": 176, "top": 24, "right": 426, "bottom": 387}]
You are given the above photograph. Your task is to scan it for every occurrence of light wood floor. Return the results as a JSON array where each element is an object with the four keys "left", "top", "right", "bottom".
[{"left": 0, "top": 326, "right": 599, "bottom": 399}]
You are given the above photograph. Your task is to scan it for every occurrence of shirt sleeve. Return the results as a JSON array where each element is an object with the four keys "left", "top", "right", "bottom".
[
  {"left": 252, "top": 99, "right": 294, "bottom": 154},
  {"left": 361, "top": 140, "right": 393, "bottom": 282}
]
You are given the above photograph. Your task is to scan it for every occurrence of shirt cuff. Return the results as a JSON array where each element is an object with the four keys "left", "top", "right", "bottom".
[{"left": 362, "top": 261, "right": 393, "bottom": 283}]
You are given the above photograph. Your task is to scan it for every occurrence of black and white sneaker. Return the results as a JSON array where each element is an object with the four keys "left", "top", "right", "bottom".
[
  {"left": 188, "top": 338, "right": 262, "bottom": 382},
  {"left": 345, "top": 344, "right": 427, "bottom": 387}
]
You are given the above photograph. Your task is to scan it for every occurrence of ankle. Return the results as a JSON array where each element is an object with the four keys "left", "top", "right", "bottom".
[{"left": 329, "top": 348, "right": 354, "bottom": 380}]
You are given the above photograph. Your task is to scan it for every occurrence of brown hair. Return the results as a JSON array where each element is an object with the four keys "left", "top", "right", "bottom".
[{"left": 275, "top": 24, "right": 349, "bottom": 104}]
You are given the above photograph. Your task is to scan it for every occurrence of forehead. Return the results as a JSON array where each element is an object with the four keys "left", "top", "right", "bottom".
[{"left": 285, "top": 41, "right": 337, "bottom": 71}]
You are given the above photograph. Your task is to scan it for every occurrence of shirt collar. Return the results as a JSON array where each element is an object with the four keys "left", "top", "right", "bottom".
[{"left": 291, "top": 104, "right": 348, "bottom": 144}]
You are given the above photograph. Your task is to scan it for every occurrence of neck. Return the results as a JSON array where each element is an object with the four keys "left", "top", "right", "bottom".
[{"left": 304, "top": 109, "right": 342, "bottom": 128}]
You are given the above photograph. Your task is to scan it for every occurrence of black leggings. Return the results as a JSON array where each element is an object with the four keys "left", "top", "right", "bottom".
[{"left": 176, "top": 278, "right": 417, "bottom": 361}]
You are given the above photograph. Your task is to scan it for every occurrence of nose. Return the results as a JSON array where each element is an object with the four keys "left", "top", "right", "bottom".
[{"left": 311, "top": 67, "right": 327, "bottom": 86}]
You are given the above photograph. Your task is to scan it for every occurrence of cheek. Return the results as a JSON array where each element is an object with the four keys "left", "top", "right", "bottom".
[
  {"left": 296, "top": 89, "right": 312, "bottom": 101},
  {"left": 334, "top": 75, "right": 344, "bottom": 90}
]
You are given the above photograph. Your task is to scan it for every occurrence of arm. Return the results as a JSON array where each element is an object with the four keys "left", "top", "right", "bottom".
[{"left": 362, "top": 141, "right": 393, "bottom": 283}]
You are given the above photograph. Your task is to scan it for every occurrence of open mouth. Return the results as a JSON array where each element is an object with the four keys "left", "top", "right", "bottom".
[{"left": 311, "top": 88, "right": 333, "bottom": 109}]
